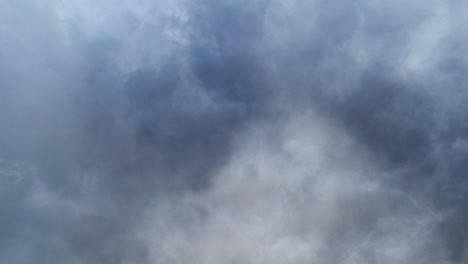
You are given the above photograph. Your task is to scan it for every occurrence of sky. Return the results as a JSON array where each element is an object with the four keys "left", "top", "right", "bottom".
[{"left": 0, "top": 0, "right": 467, "bottom": 263}]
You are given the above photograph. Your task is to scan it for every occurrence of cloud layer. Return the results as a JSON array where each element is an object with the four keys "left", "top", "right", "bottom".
[{"left": 0, "top": 0, "right": 467, "bottom": 263}]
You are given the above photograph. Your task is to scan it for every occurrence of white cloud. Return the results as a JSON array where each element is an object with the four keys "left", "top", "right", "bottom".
[{"left": 142, "top": 111, "right": 445, "bottom": 264}]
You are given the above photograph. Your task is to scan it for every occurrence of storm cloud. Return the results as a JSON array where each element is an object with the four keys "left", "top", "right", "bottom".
[{"left": 0, "top": 0, "right": 467, "bottom": 263}]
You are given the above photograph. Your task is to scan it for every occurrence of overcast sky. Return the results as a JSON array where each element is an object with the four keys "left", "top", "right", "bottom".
[{"left": 0, "top": 0, "right": 467, "bottom": 263}]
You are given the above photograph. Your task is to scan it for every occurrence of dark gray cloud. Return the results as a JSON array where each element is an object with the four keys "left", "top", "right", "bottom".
[{"left": 0, "top": 0, "right": 467, "bottom": 263}]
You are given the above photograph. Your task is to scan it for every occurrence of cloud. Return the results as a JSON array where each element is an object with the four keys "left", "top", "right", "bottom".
[
  {"left": 143, "top": 111, "right": 446, "bottom": 264},
  {"left": 0, "top": 0, "right": 467, "bottom": 263}
]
